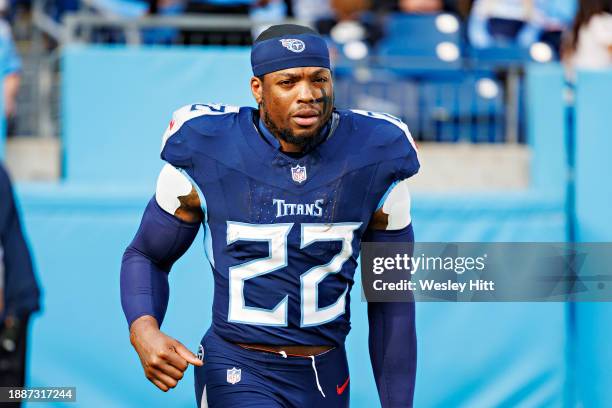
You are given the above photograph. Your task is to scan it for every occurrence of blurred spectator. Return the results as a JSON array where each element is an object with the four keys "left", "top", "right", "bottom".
[
  {"left": 447, "top": 0, "right": 474, "bottom": 19},
  {"left": 0, "top": 163, "right": 40, "bottom": 404},
  {"left": 468, "top": 0, "right": 541, "bottom": 48},
  {"left": 315, "top": 0, "right": 371, "bottom": 38},
  {"left": 0, "top": 4, "right": 20, "bottom": 136},
  {"left": 373, "top": 0, "right": 470, "bottom": 17},
  {"left": 399, "top": 0, "right": 443, "bottom": 13},
  {"left": 533, "top": 0, "right": 576, "bottom": 54},
  {"left": 566, "top": 0, "right": 612, "bottom": 69},
  {"left": 467, "top": 0, "right": 574, "bottom": 53},
  {"left": 330, "top": 0, "right": 370, "bottom": 21},
  {"left": 309, "top": 0, "right": 378, "bottom": 62}
]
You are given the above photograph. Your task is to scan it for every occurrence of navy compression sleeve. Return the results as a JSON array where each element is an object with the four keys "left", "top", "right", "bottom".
[
  {"left": 120, "top": 197, "right": 200, "bottom": 328},
  {"left": 364, "top": 224, "right": 417, "bottom": 408}
]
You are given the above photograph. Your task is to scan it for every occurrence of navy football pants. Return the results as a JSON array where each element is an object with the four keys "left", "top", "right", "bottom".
[{"left": 194, "top": 329, "right": 350, "bottom": 408}]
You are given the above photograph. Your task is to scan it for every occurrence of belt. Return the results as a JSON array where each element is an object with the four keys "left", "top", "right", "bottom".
[{"left": 235, "top": 343, "right": 334, "bottom": 358}]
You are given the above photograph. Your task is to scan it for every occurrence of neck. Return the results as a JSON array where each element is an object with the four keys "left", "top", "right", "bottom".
[{"left": 279, "top": 139, "right": 303, "bottom": 153}]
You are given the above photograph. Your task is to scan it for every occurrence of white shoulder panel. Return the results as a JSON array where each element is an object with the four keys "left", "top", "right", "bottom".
[
  {"left": 160, "top": 103, "right": 240, "bottom": 152},
  {"left": 381, "top": 179, "right": 412, "bottom": 230},
  {"left": 155, "top": 164, "right": 197, "bottom": 215}
]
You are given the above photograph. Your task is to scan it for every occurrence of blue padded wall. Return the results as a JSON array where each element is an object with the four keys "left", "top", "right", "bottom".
[
  {"left": 574, "top": 71, "right": 612, "bottom": 243},
  {"left": 573, "top": 71, "right": 612, "bottom": 408},
  {"left": 526, "top": 64, "right": 567, "bottom": 198}
]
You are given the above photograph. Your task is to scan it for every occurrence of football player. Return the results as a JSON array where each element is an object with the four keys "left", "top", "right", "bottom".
[
  {"left": 0, "top": 163, "right": 41, "bottom": 406},
  {"left": 121, "top": 24, "right": 419, "bottom": 407}
]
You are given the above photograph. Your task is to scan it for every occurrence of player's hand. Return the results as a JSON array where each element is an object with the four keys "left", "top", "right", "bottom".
[{"left": 129, "top": 315, "right": 203, "bottom": 392}]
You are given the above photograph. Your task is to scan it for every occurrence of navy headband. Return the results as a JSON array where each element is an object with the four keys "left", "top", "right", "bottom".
[{"left": 251, "top": 33, "right": 331, "bottom": 77}]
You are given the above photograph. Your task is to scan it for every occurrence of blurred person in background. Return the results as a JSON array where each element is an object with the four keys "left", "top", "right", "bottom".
[
  {"left": 0, "top": 163, "right": 40, "bottom": 405},
  {"left": 329, "top": 0, "right": 371, "bottom": 22},
  {"left": 446, "top": 0, "right": 474, "bottom": 18},
  {"left": 468, "top": 0, "right": 541, "bottom": 47},
  {"left": 565, "top": 0, "right": 612, "bottom": 69},
  {"left": 398, "top": 0, "right": 443, "bottom": 13},
  {"left": 315, "top": 0, "right": 384, "bottom": 48},
  {"left": 0, "top": 0, "right": 20, "bottom": 136},
  {"left": 532, "top": 0, "right": 576, "bottom": 55},
  {"left": 373, "top": 0, "right": 471, "bottom": 17}
]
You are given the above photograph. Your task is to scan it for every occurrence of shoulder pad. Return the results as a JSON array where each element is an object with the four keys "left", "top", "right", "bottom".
[
  {"left": 346, "top": 109, "right": 420, "bottom": 181},
  {"left": 160, "top": 103, "right": 240, "bottom": 152},
  {"left": 350, "top": 109, "right": 418, "bottom": 154}
]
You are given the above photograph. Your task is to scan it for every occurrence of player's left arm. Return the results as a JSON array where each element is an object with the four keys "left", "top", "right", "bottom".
[{"left": 364, "top": 179, "right": 417, "bottom": 408}]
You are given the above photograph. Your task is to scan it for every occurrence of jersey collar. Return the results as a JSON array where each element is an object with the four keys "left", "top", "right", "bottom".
[
  {"left": 257, "top": 117, "right": 282, "bottom": 150},
  {"left": 256, "top": 113, "right": 336, "bottom": 155}
]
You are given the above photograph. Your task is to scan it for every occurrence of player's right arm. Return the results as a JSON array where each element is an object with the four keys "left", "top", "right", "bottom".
[{"left": 120, "top": 164, "right": 204, "bottom": 391}]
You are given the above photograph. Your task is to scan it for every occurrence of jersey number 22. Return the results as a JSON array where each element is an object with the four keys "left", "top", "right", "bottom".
[{"left": 226, "top": 222, "right": 361, "bottom": 327}]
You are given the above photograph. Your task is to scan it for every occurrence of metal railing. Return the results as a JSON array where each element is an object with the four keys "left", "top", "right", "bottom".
[
  {"left": 60, "top": 12, "right": 310, "bottom": 45},
  {"left": 27, "top": 9, "right": 302, "bottom": 138}
]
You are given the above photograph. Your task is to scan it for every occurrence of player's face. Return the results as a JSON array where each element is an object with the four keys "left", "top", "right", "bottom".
[{"left": 251, "top": 67, "right": 334, "bottom": 151}]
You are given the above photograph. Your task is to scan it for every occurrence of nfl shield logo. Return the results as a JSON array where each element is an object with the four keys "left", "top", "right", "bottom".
[
  {"left": 291, "top": 165, "right": 307, "bottom": 184},
  {"left": 227, "top": 367, "right": 241, "bottom": 384}
]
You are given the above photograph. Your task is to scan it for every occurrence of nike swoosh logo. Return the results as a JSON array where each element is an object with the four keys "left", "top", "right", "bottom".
[{"left": 336, "top": 376, "right": 350, "bottom": 395}]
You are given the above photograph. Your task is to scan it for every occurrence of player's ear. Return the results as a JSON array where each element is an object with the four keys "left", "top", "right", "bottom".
[{"left": 250, "top": 76, "right": 263, "bottom": 105}]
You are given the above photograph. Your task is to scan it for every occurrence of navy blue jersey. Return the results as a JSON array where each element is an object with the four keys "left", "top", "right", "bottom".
[{"left": 161, "top": 104, "right": 419, "bottom": 346}]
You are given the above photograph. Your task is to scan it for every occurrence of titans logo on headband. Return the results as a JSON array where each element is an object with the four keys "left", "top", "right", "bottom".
[{"left": 280, "top": 39, "right": 306, "bottom": 53}]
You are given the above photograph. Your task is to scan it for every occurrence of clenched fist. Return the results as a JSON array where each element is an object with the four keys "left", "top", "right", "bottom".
[{"left": 130, "top": 315, "right": 203, "bottom": 391}]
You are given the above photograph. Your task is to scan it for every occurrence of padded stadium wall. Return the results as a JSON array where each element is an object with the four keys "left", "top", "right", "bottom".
[
  {"left": 15, "top": 46, "right": 610, "bottom": 408},
  {"left": 573, "top": 71, "right": 612, "bottom": 408}
]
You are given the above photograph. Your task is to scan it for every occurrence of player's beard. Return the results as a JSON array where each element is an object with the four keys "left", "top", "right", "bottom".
[{"left": 261, "top": 97, "right": 333, "bottom": 153}]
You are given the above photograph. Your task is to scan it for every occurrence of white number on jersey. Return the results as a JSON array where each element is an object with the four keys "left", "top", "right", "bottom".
[{"left": 226, "top": 222, "right": 361, "bottom": 327}]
